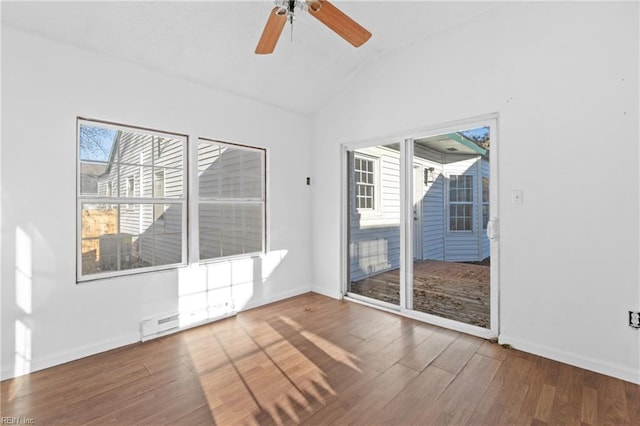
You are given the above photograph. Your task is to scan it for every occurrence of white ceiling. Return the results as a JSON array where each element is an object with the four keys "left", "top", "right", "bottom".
[{"left": 1, "top": 1, "right": 500, "bottom": 116}]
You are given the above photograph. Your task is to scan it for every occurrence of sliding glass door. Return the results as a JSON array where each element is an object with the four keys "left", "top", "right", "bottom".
[
  {"left": 410, "top": 127, "right": 491, "bottom": 329},
  {"left": 345, "top": 119, "right": 498, "bottom": 335}
]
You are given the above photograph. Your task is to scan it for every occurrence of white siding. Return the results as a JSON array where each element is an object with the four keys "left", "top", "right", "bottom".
[{"left": 349, "top": 146, "right": 401, "bottom": 282}]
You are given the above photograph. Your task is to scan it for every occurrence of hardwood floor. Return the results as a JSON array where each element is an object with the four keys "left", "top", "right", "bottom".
[{"left": 1, "top": 293, "right": 638, "bottom": 425}]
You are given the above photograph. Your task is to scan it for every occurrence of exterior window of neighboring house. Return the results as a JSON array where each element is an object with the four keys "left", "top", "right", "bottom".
[
  {"left": 126, "top": 177, "right": 135, "bottom": 197},
  {"left": 449, "top": 175, "right": 474, "bottom": 231},
  {"left": 354, "top": 155, "right": 376, "bottom": 210},
  {"left": 124, "top": 177, "right": 135, "bottom": 209},
  {"left": 482, "top": 177, "right": 489, "bottom": 229},
  {"left": 77, "top": 118, "right": 187, "bottom": 281},
  {"left": 197, "top": 139, "right": 266, "bottom": 260}
]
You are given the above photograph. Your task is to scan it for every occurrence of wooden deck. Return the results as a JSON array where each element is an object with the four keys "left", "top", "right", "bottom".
[
  {"left": 350, "top": 260, "right": 490, "bottom": 328},
  {"left": 2, "top": 293, "right": 638, "bottom": 425}
]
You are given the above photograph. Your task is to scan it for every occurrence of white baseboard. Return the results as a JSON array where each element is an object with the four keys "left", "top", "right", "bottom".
[
  {"left": 1, "top": 333, "right": 139, "bottom": 381},
  {"left": 1, "top": 285, "right": 313, "bottom": 382},
  {"left": 310, "top": 285, "right": 342, "bottom": 300},
  {"left": 239, "top": 285, "right": 312, "bottom": 312},
  {"left": 499, "top": 335, "right": 640, "bottom": 385}
]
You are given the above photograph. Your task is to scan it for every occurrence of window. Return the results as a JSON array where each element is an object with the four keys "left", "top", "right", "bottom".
[
  {"left": 354, "top": 155, "right": 376, "bottom": 210},
  {"left": 77, "top": 119, "right": 187, "bottom": 281},
  {"left": 124, "top": 177, "right": 135, "bottom": 209},
  {"left": 197, "top": 139, "right": 266, "bottom": 260},
  {"left": 449, "top": 174, "right": 474, "bottom": 231},
  {"left": 482, "top": 177, "right": 489, "bottom": 229},
  {"left": 126, "top": 177, "right": 135, "bottom": 197}
]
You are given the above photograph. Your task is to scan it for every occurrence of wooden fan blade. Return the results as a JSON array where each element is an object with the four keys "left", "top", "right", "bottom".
[
  {"left": 255, "top": 7, "right": 287, "bottom": 54},
  {"left": 308, "top": 0, "right": 371, "bottom": 47}
]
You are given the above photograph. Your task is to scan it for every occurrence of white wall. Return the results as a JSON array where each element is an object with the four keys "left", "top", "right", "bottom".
[
  {"left": 311, "top": 2, "right": 639, "bottom": 384},
  {"left": 1, "top": 28, "right": 313, "bottom": 379}
]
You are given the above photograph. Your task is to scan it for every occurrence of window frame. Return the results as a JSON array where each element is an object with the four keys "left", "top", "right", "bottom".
[
  {"left": 448, "top": 174, "right": 474, "bottom": 232},
  {"left": 76, "top": 118, "right": 188, "bottom": 282},
  {"left": 195, "top": 137, "right": 267, "bottom": 263}
]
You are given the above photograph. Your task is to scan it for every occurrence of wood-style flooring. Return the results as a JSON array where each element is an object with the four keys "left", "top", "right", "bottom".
[{"left": 1, "top": 293, "right": 638, "bottom": 425}]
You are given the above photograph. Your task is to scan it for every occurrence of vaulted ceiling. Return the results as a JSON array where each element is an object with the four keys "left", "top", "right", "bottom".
[{"left": 2, "top": 1, "right": 500, "bottom": 116}]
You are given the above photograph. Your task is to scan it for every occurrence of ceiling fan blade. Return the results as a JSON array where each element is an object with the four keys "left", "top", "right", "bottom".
[
  {"left": 307, "top": 0, "right": 371, "bottom": 48},
  {"left": 255, "top": 7, "right": 287, "bottom": 54}
]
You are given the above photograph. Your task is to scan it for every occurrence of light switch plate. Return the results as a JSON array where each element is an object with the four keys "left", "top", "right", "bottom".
[{"left": 512, "top": 189, "right": 523, "bottom": 205}]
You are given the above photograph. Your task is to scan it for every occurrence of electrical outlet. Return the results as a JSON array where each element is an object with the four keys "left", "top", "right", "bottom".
[{"left": 630, "top": 311, "right": 640, "bottom": 329}]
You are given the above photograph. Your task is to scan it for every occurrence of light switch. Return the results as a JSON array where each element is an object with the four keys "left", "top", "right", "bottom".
[{"left": 512, "top": 190, "right": 523, "bottom": 205}]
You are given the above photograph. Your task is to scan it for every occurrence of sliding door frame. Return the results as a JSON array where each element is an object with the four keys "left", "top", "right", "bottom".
[{"left": 341, "top": 113, "right": 500, "bottom": 339}]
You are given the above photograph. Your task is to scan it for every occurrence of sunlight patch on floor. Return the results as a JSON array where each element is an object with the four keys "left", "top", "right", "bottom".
[{"left": 279, "top": 315, "right": 362, "bottom": 373}]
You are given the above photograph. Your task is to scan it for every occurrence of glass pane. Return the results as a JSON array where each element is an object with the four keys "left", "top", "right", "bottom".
[
  {"left": 154, "top": 137, "right": 184, "bottom": 168},
  {"left": 79, "top": 124, "right": 117, "bottom": 163},
  {"left": 348, "top": 145, "right": 400, "bottom": 306},
  {"left": 199, "top": 142, "right": 264, "bottom": 199},
  {"left": 412, "top": 126, "right": 490, "bottom": 328},
  {"left": 199, "top": 203, "right": 263, "bottom": 260},
  {"left": 80, "top": 161, "right": 110, "bottom": 196},
  {"left": 241, "top": 150, "right": 264, "bottom": 199},
  {"left": 153, "top": 167, "right": 183, "bottom": 198},
  {"left": 79, "top": 124, "right": 117, "bottom": 196},
  {"left": 81, "top": 203, "right": 183, "bottom": 276},
  {"left": 198, "top": 142, "right": 222, "bottom": 198},
  {"left": 219, "top": 149, "right": 244, "bottom": 198},
  {"left": 483, "top": 177, "right": 490, "bottom": 202},
  {"left": 119, "top": 164, "right": 139, "bottom": 197},
  {"left": 119, "top": 131, "right": 152, "bottom": 165},
  {"left": 113, "top": 165, "right": 184, "bottom": 198},
  {"left": 483, "top": 205, "right": 490, "bottom": 229}
]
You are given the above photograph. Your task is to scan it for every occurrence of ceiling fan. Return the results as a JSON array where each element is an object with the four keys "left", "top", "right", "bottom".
[{"left": 255, "top": 0, "right": 372, "bottom": 54}]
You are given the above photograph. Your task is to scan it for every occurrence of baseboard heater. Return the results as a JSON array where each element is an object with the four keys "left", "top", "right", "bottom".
[
  {"left": 140, "top": 303, "right": 235, "bottom": 341},
  {"left": 140, "top": 313, "right": 180, "bottom": 341}
]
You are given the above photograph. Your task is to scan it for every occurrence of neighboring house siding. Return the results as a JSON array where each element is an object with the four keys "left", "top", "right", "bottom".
[
  {"left": 443, "top": 155, "right": 482, "bottom": 262},
  {"left": 97, "top": 131, "right": 184, "bottom": 267},
  {"left": 481, "top": 158, "right": 490, "bottom": 260},
  {"left": 422, "top": 170, "right": 445, "bottom": 261},
  {"left": 198, "top": 143, "right": 264, "bottom": 259},
  {"left": 350, "top": 146, "right": 490, "bottom": 282},
  {"left": 349, "top": 146, "right": 401, "bottom": 282},
  {"left": 415, "top": 144, "right": 445, "bottom": 262}
]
